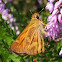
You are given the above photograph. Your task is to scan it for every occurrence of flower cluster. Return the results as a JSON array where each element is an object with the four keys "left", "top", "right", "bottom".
[
  {"left": 45, "top": 0, "right": 62, "bottom": 40},
  {"left": 0, "top": 0, "right": 20, "bottom": 35}
]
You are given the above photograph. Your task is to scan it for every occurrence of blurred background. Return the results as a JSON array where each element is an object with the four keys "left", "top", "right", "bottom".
[{"left": 0, "top": 0, "right": 62, "bottom": 62}]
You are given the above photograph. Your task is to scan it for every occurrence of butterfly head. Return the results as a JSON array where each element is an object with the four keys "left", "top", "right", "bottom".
[{"left": 32, "top": 13, "right": 41, "bottom": 20}]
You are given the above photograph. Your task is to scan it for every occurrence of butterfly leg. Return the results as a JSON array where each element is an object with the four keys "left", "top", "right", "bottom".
[
  {"left": 42, "top": 29, "right": 48, "bottom": 35},
  {"left": 39, "top": 21, "right": 47, "bottom": 25},
  {"left": 42, "top": 29, "right": 56, "bottom": 38}
]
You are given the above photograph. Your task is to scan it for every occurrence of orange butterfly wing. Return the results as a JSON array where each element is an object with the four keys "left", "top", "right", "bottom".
[
  {"left": 10, "top": 23, "right": 36, "bottom": 54},
  {"left": 23, "top": 28, "right": 44, "bottom": 55},
  {"left": 10, "top": 18, "right": 45, "bottom": 55},
  {"left": 10, "top": 25, "right": 44, "bottom": 55},
  {"left": 10, "top": 24, "right": 30, "bottom": 53}
]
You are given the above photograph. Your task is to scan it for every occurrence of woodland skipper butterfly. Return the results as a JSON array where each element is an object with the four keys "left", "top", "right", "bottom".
[{"left": 10, "top": 12, "right": 47, "bottom": 55}]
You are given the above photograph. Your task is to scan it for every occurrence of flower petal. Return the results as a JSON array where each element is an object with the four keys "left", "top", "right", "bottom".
[
  {"left": 58, "top": 14, "right": 62, "bottom": 23},
  {"left": 46, "top": 2, "right": 53, "bottom": 13}
]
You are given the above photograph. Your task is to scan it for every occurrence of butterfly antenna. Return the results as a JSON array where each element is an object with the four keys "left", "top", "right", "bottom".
[{"left": 39, "top": 8, "right": 44, "bottom": 14}]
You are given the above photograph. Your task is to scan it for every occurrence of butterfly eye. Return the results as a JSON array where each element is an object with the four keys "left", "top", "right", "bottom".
[{"left": 36, "top": 16, "right": 39, "bottom": 19}]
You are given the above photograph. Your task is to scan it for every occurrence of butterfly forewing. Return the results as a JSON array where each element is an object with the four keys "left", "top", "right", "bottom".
[{"left": 10, "top": 24, "right": 30, "bottom": 53}]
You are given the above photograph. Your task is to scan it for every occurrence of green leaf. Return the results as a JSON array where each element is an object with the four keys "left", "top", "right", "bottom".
[{"left": 56, "top": 41, "right": 62, "bottom": 51}]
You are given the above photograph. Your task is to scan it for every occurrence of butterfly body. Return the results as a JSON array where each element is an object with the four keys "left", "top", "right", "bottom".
[{"left": 10, "top": 13, "right": 45, "bottom": 55}]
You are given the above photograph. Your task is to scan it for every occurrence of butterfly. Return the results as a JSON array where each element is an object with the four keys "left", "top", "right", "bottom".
[{"left": 10, "top": 12, "right": 47, "bottom": 55}]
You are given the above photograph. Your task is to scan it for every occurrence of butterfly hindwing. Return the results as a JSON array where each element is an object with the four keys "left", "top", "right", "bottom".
[
  {"left": 23, "top": 27, "right": 44, "bottom": 55},
  {"left": 23, "top": 27, "right": 38, "bottom": 55}
]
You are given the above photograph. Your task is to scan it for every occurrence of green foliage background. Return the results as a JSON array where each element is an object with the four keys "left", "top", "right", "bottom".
[{"left": 0, "top": 0, "right": 62, "bottom": 62}]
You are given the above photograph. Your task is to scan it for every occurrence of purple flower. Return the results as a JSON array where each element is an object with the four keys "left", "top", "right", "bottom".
[
  {"left": 11, "top": 26, "right": 14, "bottom": 30},
  {"left": 58, "top": 14, "right": 62, "bottom": 23},
  {"left": 51, "top": 15, "right": 57, "bottom": 22},
  {"left": 9, "top": 24, "right": 12, "bottom": 28},
  {"left": 16, "top": 31, "right": 20, "bottom": 35},
  {"left": 2, "top": 9, "right": 8, "bottom": 20},
  {"left": 0, "top": 3, "right": 5, "bottom": 13},
  {"left": 0, "top": 0, "right": 2, "bottom": 3},
  {"left": 8, "top": 14, "right": 13, "bottom": 19},
  {"left": 38, "top": 0, "right": 42, "bottom": 5},
  {"left": 60, "top": 8, "right": 62, "bottom": 15},
  {"left": 45, "top": 20, "right": 60, "bottom": 40},
  {"left": 59, "top": 0, "right": 62, "bottom": 3},
  {"left": 15, "top": 26, "right": 18, "bottom": 31},
  {"left": 48, "top": 0, "right": 55, "bottom": 3},
  {"left": 59, "top": 48, "right": 62, "bottom": 56},
  {"left": 52, "top": 9, "right": 59, "bottom": 16},
  {"left": 59, "top": 23, "right": 62, "bottom": 32},
  {"left": 10, "top": 18, "right": 14, "bottom": 23},
  {"left": 47, "top": 9, "right": 58, "bottom": 22},
  {"left": 2, "top": 9, "right": 8, "bottom": 15},
  {"left": 54, "top": 1, "right": 61, "bottom": 10},
  {"left": 45, "top": 0, "right": 62, "bottom": 40},
  {"left": 47, "top": 15, "right": 52, "bottom": 21},
  {"left": 0, "top": 0, "right": 20, "bottom": 35},
  {"left": 47, "top": 15, "right": 57, "bottom": 22},
  {"left": 7, "top": 21, "right": 10, "bottom": 24},
  {"left": 46, "top": 2, "right": 53, "bottom": 13}
]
